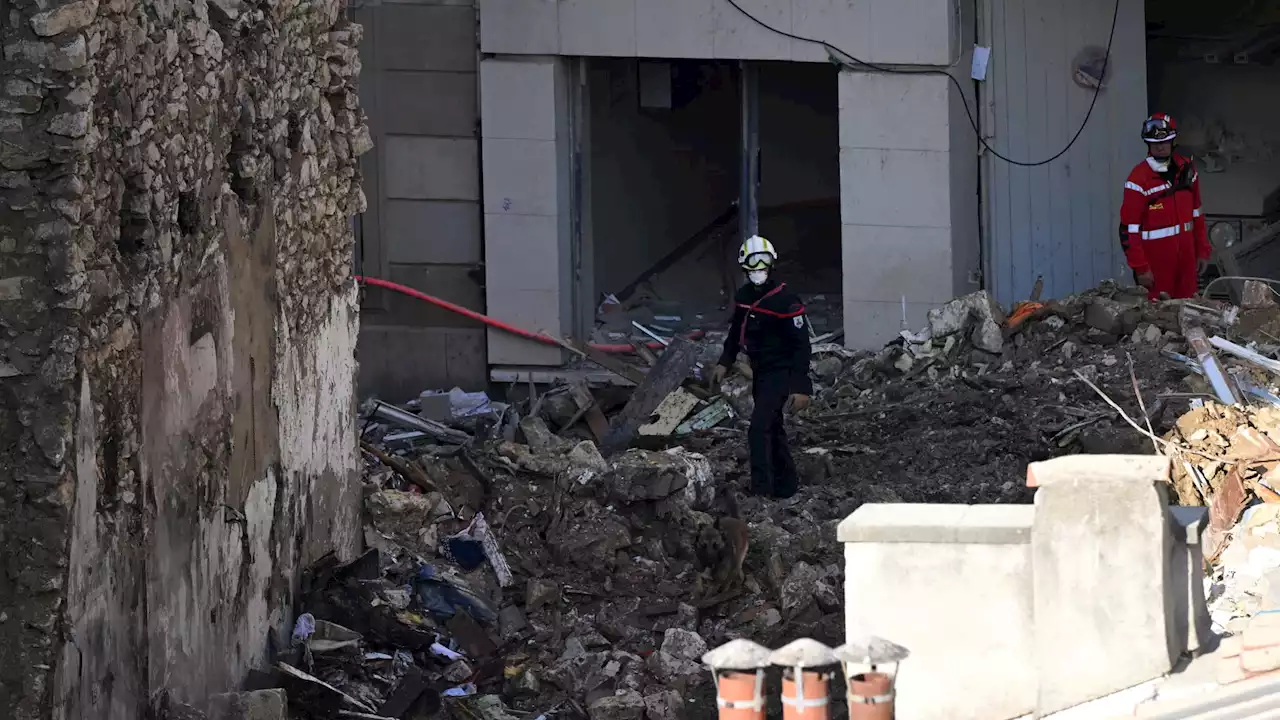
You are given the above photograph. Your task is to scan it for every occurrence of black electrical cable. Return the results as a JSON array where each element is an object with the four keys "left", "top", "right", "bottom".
[{"left": 722, "top": 0, "right": 1122, "bottom": 168}]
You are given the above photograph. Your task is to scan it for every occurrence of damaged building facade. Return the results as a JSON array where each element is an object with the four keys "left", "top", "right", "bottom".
[
  {"left": 355, "top": 0, "right": 1280, "bottom": 398},
  {"left": 354, "top": 0, "right": 1148, "bottom": 397},
  {"left": 0, "top": 0, "right": 370, "bottom": 716}
]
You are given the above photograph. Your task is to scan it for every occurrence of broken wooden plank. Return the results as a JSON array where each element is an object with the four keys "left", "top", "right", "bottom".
[
  {"left": 638, "top": 387, "right": 701, "bottom": 437},
  {"left": 584, "top": 403, "right": 610, "bottom": 442},
  {"left": 1205, "top": 466, "right": 1249, "bottom": 563},
  {"left": 377, "top": 667, "right": 432, "bottom": 718},
  {"left": 600, "top": 336, "right": 701, "bottom": 457},
  {"left": 632, "top": 341, "right": 658, "bottom": 367},
  {"left": 557, "top": 382, "right": 610, "bottom": 443},
  {"left": 563, "top": 337, "right": 647, "bottom": 386}
]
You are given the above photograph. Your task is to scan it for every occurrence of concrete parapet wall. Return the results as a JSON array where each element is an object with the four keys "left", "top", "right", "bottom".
[
  {"left": 838, "top": 504, "right": 1037, "bottom": 720},
  {"left": 840, "top": 455, "right": 1213, "bottom": 720}
]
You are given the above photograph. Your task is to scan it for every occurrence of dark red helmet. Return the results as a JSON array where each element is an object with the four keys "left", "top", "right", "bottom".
[{"left": 1142, "top": 113, "right": 1177, "bottom": 144}]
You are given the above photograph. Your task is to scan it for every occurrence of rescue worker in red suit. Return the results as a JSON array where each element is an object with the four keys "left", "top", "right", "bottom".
[{"left": 1119, "top": 113, "right": 1212, "bottom": 300}]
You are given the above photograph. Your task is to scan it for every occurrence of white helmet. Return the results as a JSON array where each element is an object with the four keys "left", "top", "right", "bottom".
[{"left": 737, "top": 235, "right": 777, "bottom": 270}]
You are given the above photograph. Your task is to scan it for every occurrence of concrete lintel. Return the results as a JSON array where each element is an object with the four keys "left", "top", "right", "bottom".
[
  {"left": 837, "top": 503, "right": 1034, "bottom": 545},
  {"left": 1027, "top": 454, "right": 1171, "bottom": 488}
]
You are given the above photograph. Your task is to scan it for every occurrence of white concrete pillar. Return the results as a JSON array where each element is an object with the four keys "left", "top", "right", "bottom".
[
  {"left": 1028, "top": 455, "right": 1178, "bottom": 715},
  {"left": 480, "top": 56, "right": 573, "bottom": 366},
  {"left": 838, "top": 70, "right": 979, "bottom": 349}
]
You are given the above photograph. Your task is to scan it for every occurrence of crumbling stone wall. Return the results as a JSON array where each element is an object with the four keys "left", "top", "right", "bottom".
[{"left": 0, "top": 0, "right": 370, "bottom": 716}]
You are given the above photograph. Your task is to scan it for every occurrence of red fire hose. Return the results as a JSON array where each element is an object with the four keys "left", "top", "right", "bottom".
[{"left": 354, "top": 275, "right": 704, "bottom": 353}]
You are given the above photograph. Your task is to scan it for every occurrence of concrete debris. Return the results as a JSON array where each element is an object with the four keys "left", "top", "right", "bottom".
[
  {"left": 659, "top": 628, "right": 709, "bottom": 662},
  {"left": 206, "top": 689, "right": 288, "bottom": 720},
  {"left": 642, "top": 690, "right": 684, "bottom": 720},
  {"left": 519, "top": 415, "right": 564, "bottom": 452},
  {"left": 588, "top": 690, "right": 646, "bottom": 720},
  {"left": 1085, "top": 296, "right": 1142, "bottom": 337},
  {"left": 813, "top": 355, "right": 844, "bottom": 381},
  {"left": 344, "top": 279, "right": 1280, "bottom": 716},
  {"left": 602, "top": 447, "right": 715, "bottom": 510},
  {"left": 927, "top": 290, "right": 1006, "bottom": 337},
  {"left": 365, "top": 490, "right": 451, "bottom": 557},
  {"left": 526, "top": 578, "right": 561, "bottom": 611},
  {"left": 567, "top": 440, "right": 609, "bottom": 471},
  {"left": 1242, "top": 280, "right": 1278, "bottom": 310},
  {"left": 922, "top": 290, "right": 1007, "bottom": 354}
]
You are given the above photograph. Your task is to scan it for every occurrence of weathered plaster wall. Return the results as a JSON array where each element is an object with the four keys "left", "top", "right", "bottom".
[{"left": 0, "top": 0, "right": 369, "bottom": 717}]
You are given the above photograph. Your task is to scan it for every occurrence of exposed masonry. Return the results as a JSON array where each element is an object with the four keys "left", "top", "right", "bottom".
[{"left": 0, "top": 0, "right": 370, "bottom": 716}]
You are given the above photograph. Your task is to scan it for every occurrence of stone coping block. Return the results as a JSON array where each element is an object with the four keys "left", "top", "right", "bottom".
[
  {"left": 837, "top": 503, "right": 1035, "bottom": 545},
  {"left": 1026, "top": 454, "right": 1170, "bottom": 488}
]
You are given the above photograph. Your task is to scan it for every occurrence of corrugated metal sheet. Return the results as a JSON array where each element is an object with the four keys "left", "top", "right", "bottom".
[{"left": 981, "top": 0, "right": 1148, "bottom": 307}]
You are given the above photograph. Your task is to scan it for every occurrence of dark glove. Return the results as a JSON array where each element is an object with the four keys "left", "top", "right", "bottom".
[{"left": 1175, "top": 160, "right": 1196, "bottom": 191}]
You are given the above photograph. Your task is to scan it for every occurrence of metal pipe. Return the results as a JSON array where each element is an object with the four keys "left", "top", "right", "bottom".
[
  {"left": 362, "top": 400, "right": 472, "bottom": 445},
  {"left": 1185, "top": 327, "right": 1241, "bottom": 405},
  {"left": 632, "top": 320, "right": 670, "bottom": 347}
]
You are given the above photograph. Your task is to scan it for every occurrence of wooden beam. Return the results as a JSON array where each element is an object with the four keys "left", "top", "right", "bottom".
[
  {"left": 600, "top": 336, "right": 701, "bottom": 457},
  {"left": 563, "top": 337, "right": 648, "bottom": 386}
]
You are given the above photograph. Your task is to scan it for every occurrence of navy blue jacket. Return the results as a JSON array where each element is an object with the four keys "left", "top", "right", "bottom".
[{"left": 717, "top": 279, "right": 813, "bottom": 395}]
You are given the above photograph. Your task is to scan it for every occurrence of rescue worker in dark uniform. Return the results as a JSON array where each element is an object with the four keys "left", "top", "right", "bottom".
[{"left": 709, "top": 236, "right": 812, "bottom": 499}]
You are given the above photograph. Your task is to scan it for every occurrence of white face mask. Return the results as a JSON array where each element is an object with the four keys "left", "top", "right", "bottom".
[{"left": 747, "top": 270, "right": 769, "bottom": 286}]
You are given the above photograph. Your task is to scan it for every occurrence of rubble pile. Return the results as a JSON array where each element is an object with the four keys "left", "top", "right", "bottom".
[
  {"left": 298, "top": 279, "right": 1280, "bottom": 719},
  {"left": 1168, "top": 403, "right": 1280, "bottom": 636},
  {"left": 277, "top": 424, "right": 846, "bottom": 719},
  {"left": 789, "top": 283, "right": 1201, "bottom": 503}
]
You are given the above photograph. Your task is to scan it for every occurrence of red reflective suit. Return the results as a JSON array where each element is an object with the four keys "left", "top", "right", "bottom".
[{"left": 1119, "top": 154, "right": 1210, "bottom": 300}]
